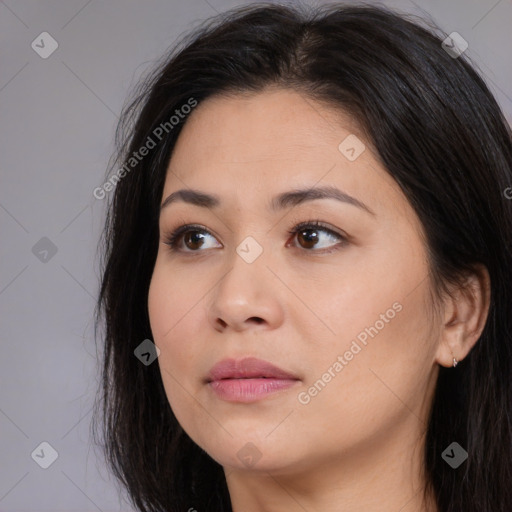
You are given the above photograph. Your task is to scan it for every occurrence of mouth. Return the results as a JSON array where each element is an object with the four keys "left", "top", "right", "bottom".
[
  {"left": 208, "top": 377, "right": 299, "bottom": 402},
  {"left": 206, "top": 357, "right": 301, "bottom": 403}
]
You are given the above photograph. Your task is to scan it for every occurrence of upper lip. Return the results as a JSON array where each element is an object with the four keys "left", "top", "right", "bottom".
[{"left": 206, "top": 357, "right": 300, "bottom": 382}]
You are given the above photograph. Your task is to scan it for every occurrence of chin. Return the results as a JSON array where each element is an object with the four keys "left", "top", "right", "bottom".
[{"left": 201, "top": 436, "right": 303, "bottom": 474}]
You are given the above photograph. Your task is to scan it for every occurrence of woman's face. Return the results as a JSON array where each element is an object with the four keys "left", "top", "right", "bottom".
[{"left": 148, "top": 88, "right": 441, "bottom": 475}]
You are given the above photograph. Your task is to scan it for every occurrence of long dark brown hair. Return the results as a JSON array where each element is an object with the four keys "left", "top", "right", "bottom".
[{"left": 92, "top": 2, "right": 512, "bottom": 511}]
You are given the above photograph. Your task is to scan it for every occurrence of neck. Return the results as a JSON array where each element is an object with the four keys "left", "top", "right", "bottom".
[{"left": 224, "top": 423, "right": 438, "bottom": 512}]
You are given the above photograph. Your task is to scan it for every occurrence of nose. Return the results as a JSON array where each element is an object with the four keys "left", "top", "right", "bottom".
[{"left": 206, "top": 249, "right": 284, "bottom": 333}]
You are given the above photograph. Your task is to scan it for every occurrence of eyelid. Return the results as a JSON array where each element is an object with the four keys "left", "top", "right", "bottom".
[{"left": 287, "top": 219, "right": 345, "bottom": 239}]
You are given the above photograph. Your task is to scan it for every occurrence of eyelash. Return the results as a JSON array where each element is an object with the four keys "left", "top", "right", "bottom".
[{"left": 163, "top": 219, "right": 348, "bottom": 255}]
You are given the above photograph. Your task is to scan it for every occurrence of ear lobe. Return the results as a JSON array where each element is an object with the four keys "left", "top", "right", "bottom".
[{"left": 435, "top": 264, "right": 491, "bottom": 368}]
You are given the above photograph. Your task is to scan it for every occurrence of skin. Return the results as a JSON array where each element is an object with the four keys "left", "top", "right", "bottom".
[{"left": 147, "top": 87, "right": 490, "bottom": 512}]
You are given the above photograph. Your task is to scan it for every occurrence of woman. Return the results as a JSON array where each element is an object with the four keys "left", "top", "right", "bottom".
[{"left": 92, "top": 2, "right": 512, "bottom": 511}]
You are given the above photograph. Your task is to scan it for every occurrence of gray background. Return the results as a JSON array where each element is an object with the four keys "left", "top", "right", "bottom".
[{"left": 1, "top": 0, "right": 511, "bottom": 510}]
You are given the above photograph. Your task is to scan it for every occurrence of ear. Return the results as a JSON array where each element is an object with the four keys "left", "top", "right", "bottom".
[{"left": 435, "top": 264, "right": 491, "bottom": 368}]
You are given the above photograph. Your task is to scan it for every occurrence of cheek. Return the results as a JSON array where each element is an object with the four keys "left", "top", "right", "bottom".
[
  {"left": 292, "top": 286, "right": 435, "bottom": 456},
  {"left": 148, "top": 263, "right": 198, "bottom": 397},
  {"left": 351, "top": 287, "right": 433, "bottom": 400},
  {"left": 148, "top": 260, "right": 178, "bottom": 340},
  {"left": 147, "top": 260, "right": 206, "bottom": 410},
  {"left": 148, "top": 258, "right": 203, "bottom": 344},
  {"left": 298, "top": 244, "right": 435, "bottom": 415}
]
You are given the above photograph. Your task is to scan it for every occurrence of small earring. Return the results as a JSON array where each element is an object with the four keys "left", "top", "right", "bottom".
[{"left": 453, "top": 357, "right": 458, "bottom": 367}]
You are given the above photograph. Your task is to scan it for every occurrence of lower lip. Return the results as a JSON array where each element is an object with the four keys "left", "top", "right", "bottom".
[{"left": 208, "top": 378, "right": 299, "bottom": 402}]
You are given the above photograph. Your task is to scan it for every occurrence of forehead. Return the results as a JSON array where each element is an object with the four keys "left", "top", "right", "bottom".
[
  {"left": 171, "top": 88, "right": 363, "bottom": 163},
  {"left": 162, "top": 88, "right": 409, "bottom": 222}
]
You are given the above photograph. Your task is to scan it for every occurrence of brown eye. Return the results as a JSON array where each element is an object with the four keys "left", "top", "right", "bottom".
[
  {"left": 296, "top": 228, "right": 320, "bottom": 249},
  {"left": 288, "top": 221, "right": 347, "bottom": 253},
  {"left": 163, "top": 225, "right": 221, "bottom": 252},
  {"left": 182, "top": 230, "right": 207, "bottom": 250},
  {"left": 164, "top": 220, "right": 347, "bottom": 255}
]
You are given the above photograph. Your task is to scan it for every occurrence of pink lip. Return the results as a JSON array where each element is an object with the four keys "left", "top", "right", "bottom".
[{"left": 206, "top": 357, "right": 300, "bottom": 403}]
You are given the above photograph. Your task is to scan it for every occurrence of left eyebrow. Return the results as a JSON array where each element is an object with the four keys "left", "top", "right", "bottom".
[
  {"left": 270, "top": 185, "right": 375, "bottom": 216},
  {"left": 160, "top": 185, "right": 375, "bottom": 216}
]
